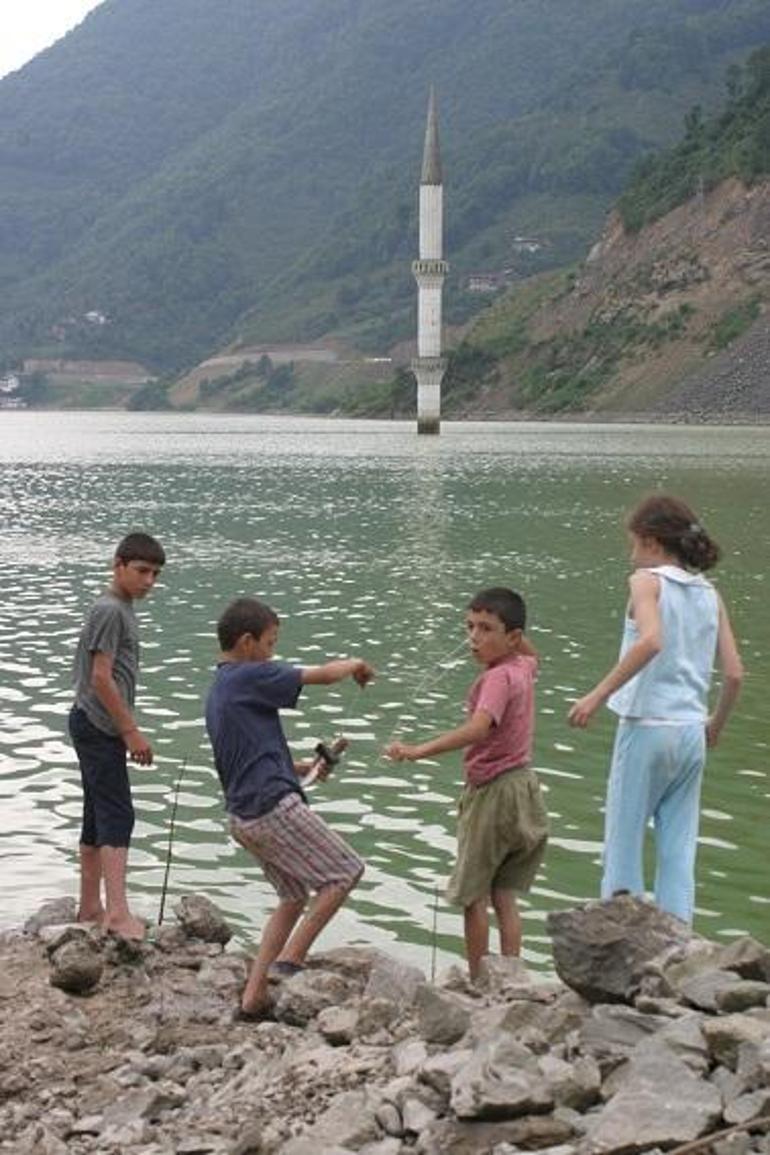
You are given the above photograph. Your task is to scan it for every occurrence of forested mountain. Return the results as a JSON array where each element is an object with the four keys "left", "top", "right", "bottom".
[{"left": 1, "top": 0, "right": 770, "bottom": 373}]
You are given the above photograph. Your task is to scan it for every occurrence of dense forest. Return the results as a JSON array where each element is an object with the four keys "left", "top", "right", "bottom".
[
  {"left": 1, "top": 0, "right": 770, "bottom": 373},
  {"left": 618, "top": 42, "right": 770, "bottom": 229}
]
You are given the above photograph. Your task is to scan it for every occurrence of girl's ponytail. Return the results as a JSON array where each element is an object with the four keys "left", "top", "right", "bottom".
[{"left": 628, "top": 494, "right": 721, "bottom": 572}]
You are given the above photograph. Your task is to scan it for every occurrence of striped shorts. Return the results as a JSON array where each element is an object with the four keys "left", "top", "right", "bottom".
[{"left": 229, "top": 793, "right": 364, "bottom": 902}]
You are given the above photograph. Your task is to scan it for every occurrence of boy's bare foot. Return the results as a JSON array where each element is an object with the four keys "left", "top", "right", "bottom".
[
  {"left": 104, "top": 914, "right": 146, "bottom": 940},
  {"left": 77, "top": 907, "right": 105, "bottom": 925},
  {"left": 235, "top": 997, "right": 276, "bottom": 1022}
]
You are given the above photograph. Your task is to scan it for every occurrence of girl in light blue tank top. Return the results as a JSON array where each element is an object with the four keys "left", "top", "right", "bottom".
[{"left": 568, "top": 494, "right": 743, "bottom": 924}]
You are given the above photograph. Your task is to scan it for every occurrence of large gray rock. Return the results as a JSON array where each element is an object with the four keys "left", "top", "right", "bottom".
[
  {"left": 451, "top": 1036, "right": 554, "bottom": 1121},
  {"left": 680, "top": 968, "right": 744, "bottom": 1011},
  {"left": 578, "top": 1004, "right": 670, "bottom": 1066},
  {"left": 316, "top": 1003, "right": 358, "bottom": 1045},
  {"left": 547, "top": 894, "right": 691, "bottom": 1004},
  {"left": 719, "top": 937, "right": 770, "bottom": 983},
  {"left": 364, "top": 953, "right": 425, "bottom": 1008},
  {"left": 715, "top": 980, "right": 770, "bottom": 1014},
  {"left": 537, "top": 1053, "right": 601, "bottom": 1111},
  {"left": 277, "top": 1088, "right": 380, "bottom": 1155},
  {"left": 49, "top": 934, "right": 103, "bottom": 994},
  {"left": 702, "top": 1010, "right": 770, "bottom": 1070},
  {"left": 416, "top": 985, "right": 474, "bottom": 1045},
  {"left": 275, "top": 970, "right": 357, "bottom": 1026},
  {"left": 584, "top": 1050, "right": 722, "bottom": 1153},
  {"left": 24, "top": 897, "right": 78, "bottom": 935},
  {"left": 174, "top": 894, "right": 232, "bottom": 944},
  {"left": 414, "top": 1114, "right": 574, "bottom": 1155}
]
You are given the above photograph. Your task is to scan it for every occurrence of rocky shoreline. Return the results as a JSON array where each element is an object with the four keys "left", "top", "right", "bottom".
[{"left": 2, "top": 893, "right": 768, "bottom": 1155}]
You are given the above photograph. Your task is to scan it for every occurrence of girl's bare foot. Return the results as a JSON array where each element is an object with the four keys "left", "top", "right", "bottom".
[{"left": 104, "top": 913, "right": 146, "bottom": 940}]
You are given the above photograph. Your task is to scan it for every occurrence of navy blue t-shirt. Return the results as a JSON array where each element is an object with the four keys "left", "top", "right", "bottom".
[{"left": 205, "top": 660, "right": 304, "bottom": 819}]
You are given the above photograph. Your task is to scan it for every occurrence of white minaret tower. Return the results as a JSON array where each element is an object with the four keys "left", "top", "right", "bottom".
[{"left": 412, "top": 88, "right": 448, "bottom": 435}]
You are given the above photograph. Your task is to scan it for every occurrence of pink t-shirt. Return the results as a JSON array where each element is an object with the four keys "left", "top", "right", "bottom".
[{"left": 463, "top": 653, "right": 538, "bottom": 787}]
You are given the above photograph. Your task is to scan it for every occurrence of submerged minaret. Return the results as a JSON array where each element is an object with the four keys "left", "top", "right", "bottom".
[{"left": 412, "top": 88, "right": 448, "bottom": 435}]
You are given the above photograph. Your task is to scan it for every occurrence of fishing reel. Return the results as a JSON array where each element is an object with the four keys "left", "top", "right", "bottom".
[{"left": 303, "top": 735, "right": 349, "bottom": 786}]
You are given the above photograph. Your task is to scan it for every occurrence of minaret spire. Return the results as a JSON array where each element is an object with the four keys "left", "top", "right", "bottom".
[
  {"left": 412, "top": 88, "right": 448, "bottom": 435},
  {"left": 421, "top": 86, "right": 443, "bottom": 185}
]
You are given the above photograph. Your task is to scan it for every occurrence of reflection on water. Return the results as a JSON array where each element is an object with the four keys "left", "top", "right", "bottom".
[{"left": 0, "top": 413, "right": 768, "bottom": 970}]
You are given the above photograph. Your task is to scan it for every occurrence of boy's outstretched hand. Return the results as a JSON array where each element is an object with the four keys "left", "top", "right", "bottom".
[
  {"left": 352, "top": 659, "right": 375, "bottom": 687},
  {"left": 384, "top": 741, "right": 419, "bottom": 762}
]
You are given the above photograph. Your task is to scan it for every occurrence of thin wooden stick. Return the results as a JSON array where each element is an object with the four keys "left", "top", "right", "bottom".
[{"left": 667, "top": 1113, "right": 770, "bottom": 1155}]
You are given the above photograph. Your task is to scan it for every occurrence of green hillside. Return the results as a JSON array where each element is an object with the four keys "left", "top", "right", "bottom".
[
  {"left": 618, "top": 43, "right": 770, "bottom": 228},
  {"left": 423, "top": 43, "right": 770, "bottom": 419},
  {"left": 1, "top": 0, "right": 770, "bottom": 373}
]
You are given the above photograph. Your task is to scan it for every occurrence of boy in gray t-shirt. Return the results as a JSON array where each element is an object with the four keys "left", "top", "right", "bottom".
[{"left": 69, "top": 532, "right": 165, "bottom": 940}]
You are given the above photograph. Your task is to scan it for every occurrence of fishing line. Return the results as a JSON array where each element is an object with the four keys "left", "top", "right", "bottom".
[
  {"left": 385, "top": 634, "right": 469, "bottom": 746},
  {"left": 158, "top": 757, "right": 187, "bottom": 926}
]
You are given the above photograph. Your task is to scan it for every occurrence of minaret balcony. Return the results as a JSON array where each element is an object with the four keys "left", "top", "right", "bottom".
[{"left": 412, "top": 259, "right": 449, "bottom": 277}]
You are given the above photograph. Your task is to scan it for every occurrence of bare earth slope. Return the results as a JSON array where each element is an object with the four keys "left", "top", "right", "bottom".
[{"left": 475, "top": 177, "right": 770, "bottom": 420}]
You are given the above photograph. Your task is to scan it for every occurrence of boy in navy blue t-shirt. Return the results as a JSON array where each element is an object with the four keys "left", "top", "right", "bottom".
[{"left": 205, "top": 596, "right": 374, "bottom": 1018}]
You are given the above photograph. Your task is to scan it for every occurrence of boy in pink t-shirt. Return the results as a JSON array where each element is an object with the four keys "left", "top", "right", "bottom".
[{"left": 386, "top": 588, "right": 548, "bottom": 979}]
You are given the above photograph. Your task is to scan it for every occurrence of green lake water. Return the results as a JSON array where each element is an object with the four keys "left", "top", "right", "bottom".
[{"left": 0, "top": 412, "right": 767, "bottom": 969}]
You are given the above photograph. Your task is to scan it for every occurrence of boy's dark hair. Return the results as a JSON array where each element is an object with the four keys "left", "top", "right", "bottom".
[
  {"left": 627, "top": 494, "right": 720, "bottom": 572},
  {"left": 217, "top": 597, "right": 279, "bottom": 651},
  {"left": 467, "top": 587, "right": 526, "bottom": 632},
  {"left": 115, "top": 532, "right": 166, "bottom": 566}
]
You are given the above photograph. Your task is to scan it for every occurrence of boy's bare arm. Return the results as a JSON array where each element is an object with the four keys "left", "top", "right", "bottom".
[
  {"left": 301, "top": 658, "right": 375, "bottom": 687},
  {"left": 385, "top": 709, "right": 493, "bottom": 762},
  {"left": 707, "top": 595, "right": 743, "bottom": 747},
  {"left": 90, "top": 651, "right": 153, "bottom": 765}
]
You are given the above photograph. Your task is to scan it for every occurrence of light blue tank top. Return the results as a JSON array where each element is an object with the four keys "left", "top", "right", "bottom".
[{"left": 608, "top": 565, "right": 719, "bottom": 722}]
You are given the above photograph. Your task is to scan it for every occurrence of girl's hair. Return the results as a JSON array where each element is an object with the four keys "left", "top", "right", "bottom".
[{"left": 627, "top": 494, "right": 721, "bottom": 571}]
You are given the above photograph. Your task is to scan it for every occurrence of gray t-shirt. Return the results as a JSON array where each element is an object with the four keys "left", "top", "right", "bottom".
[{"left": 72, "top": 592, "right": 139, "bottom": 735}]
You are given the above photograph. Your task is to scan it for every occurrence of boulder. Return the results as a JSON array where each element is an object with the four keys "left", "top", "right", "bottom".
[
  {"left": 174, "top": 894, "right": 232, "bottom": 944},
  {"left": 414, "top": 1114, "right": 574, "bottom": 1154},
  {"left": 702, "top": 1010, "right": 770, "bottom": 1069},
  {"left": 680, "top": 968, "right": 744, "bottom": 1011},
  {"left": 49, "top": 934, "right": 103, "bottom": 994},
  {"left": 578, "top": 1004, "right": 669, "bottom": 1066},
  {"left": 715, "top": 980, "right": 770, "bottom": 1014},
  {"left": 418, "top": 1049, "right": 474, "bottom": 1101},
  {"left": 364, "top": 952, "right": 426, "bottom": 1008},
  {"left": 392, "top": 1038, "right": 428, "bottom": 1076},
  {"left": 275, "top": 970, "right": 358, "bottom": 1026},
  {"left": 24, "top": 897, "right": 78, "bottom": 935},
  {"left": 277, "top": 1088, "right": 380, "bottom": 1154},
  {"left": 416, "top": 985, "right": 474, "bottom": 1045},
  {"left": 451, "top": 1035, "right": 554, "bottom": 1120},
  {"left": 719, "top": 937, "right": 770, "bottom": 983},
  {"left": 537, "top": 1053, "right": 601, "bottom": 1111},
  {"left": 547, "top": 894, "right": 691, "bottom": 1004},
  {"left": 584, "top": 1050, "right": 722, "bottom": 1153}
]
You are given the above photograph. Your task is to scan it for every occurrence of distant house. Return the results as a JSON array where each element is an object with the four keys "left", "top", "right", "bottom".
[
  {"left": 467, "top": 271, "right": 510, "bottom": 293},
  {"left": 511, "top": 236, "right": 543, "bottom": 254},
  {"left": 84, "top": 310, "right": 108, "bottom": 325}
]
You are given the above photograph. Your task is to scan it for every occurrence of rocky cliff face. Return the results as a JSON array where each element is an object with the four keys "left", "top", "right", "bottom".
[{"left": 473, "top": 178, "right": 770, "bottom": 420}]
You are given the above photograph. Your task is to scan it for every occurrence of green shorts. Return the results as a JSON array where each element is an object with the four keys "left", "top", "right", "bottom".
[{"left": 446, "top": 767, "right": 549, "bottom": 908}]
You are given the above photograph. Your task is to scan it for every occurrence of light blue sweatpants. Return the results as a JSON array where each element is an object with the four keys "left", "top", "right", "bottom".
[{"left": 601, "top": 720, "right": 706, "bottom": 924}]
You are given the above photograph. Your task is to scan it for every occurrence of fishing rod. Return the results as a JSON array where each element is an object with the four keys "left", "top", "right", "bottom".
[{"left": 158, "top": 757, "right": 187, "bottom": 926}]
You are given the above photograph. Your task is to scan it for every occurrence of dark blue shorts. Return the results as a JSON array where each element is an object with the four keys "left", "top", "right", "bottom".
[{"left": 68, "top": 706, "right": 135, "bottom": 848}]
